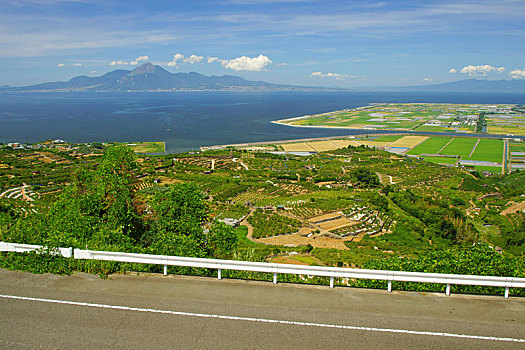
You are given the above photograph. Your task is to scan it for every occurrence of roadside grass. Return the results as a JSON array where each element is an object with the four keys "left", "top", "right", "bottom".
[{"left": 234, "top": 226, "right": 259, "bottom": 247}]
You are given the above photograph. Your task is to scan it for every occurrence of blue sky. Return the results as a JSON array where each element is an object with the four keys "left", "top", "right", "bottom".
[{"left": 1, "top": 0, "right": 524, "bottom": 87}]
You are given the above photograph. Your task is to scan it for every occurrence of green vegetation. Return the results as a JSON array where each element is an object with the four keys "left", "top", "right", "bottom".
[
  {"left": 1, "top": 138, "right": 524, "bottom": 295},
  {"left": 248, "top": 211, "right": 302, "bottom": 238},
  {"left": 407, "top": 137, "right": 451, "bottom": 155},
  {"left": 466, "top": 139, "right": 504, "bottom": 163},
  {"left": 125, "top": 141, "right": 166, "bottom": 154},
  {"left": 439, "top": 137, "right": 477, "bottom": 157}
]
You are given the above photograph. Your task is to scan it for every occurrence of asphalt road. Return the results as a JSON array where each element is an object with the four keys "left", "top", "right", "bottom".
[{"left": 1, "top": 269, "right": 524, "bottom": 349}]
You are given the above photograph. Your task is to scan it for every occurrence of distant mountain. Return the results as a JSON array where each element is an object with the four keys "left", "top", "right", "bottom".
[
  {"left": 391, "top": 79, "right": 525, "bottom": 93},
  {"left": 7, "top": 63, "right": 298, "bottom": 92}
]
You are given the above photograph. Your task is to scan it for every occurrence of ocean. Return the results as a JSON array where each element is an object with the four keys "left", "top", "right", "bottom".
[{"left": 1, "top": 91, "right": 524, "bottom": 153}]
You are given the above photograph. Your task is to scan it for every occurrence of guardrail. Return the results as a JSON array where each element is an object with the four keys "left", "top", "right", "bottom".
[{"left": 2, "top": 241, "right": 525, "bottom": 298}]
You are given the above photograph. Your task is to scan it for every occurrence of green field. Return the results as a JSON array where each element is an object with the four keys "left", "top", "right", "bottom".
[
  {"left": 510, "top": 143, "right": 525, "bottom": 152},
  {"left": 423, "top": 156, "right": 458, "bottom": 164},
  {"left": 472, "top": 165, "right": 503, "bottom": 173},
  {"left": 464, "top": 139, "right": 504, "bottom": 163},
  {"left": 374, "top": 135, "right": 404, "bottom": 142},
  {"left": 126, "top": 142, "right": 166, "bottom": 154},
  {"left": 439, "top": 138, "right": 478, "bottom": 157},
  {"left": 407, "top": 137, "right": 452, "bottom": 155}
]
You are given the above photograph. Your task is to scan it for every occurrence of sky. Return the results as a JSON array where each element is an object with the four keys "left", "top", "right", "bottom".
[{"left": 1, "top": 0, "right": 524, "bottom": 88}]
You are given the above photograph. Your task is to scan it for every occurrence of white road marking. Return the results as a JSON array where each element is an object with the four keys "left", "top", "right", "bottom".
[{"left": 1, "top": 294, "right": 524, "bottom": 343}]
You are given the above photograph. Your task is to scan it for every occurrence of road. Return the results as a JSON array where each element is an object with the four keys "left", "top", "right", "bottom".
[{"left": 1, "top": 269, "right": 524, "bottom": 349}]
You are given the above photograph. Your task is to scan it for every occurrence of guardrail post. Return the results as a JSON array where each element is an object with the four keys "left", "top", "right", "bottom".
[
  {"left": 330, "top": 277, "right": 334, "bottom": 288},
  {"left": 387, "top": 280, "right": 392, "bottom": 293},
  {"left": 163, "top": 265, "right": 168, "bottom": 276},
  {"left": 68, "top": 247, "right": 73, "bottom": 258},
  {"left": 446, "top": 284, "right": 451, "bottom": 296},
  {"left": 505, "top": 287, "right": 509, "bottom": 299},
  {"left": 273, "top": 273, "right": 277, "bottom": 284},
  {"left": 218, "top": 269, "right": 222, "bottom": 280}
]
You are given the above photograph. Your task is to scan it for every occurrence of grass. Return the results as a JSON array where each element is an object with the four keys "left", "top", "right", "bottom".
[
  {"left": 407, "top": 137, "right": 452, "bottom": 155},
  {"left": 465, "top": 139, "right": 504, "bottom": 163},
  {"left": 472, "top": 165, "right": 503, "bottom": 173},
  {"left": 127, "top": 142, "right": 165, "bottom": 154},
  {"left": 510, "top": 143, "right": 525, "bottom": 152},
  {"left": 234, "top": 226, "right": 259, "bottom": 247},
  {"left": 423, "top": 156, "right": 458, "bottom": 164},
  {"left": 439, "top": 138, "right": 478, "bottom": 157},
  {"left": 374, "top": 135, "right": 404, "bottom": 142}
]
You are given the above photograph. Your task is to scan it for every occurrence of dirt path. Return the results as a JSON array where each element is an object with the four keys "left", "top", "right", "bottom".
[
  {"left": 437, "top": 138, "right": 454, "bottom": 154},
  {"left": 232, "top": 158, "right": 249, "bottom": 170},
  {"left": 240, "top": 210, "right": 260, "bottom": 244},
  {"left": 19, "top": 185, "right": 33, "bottom": 202},
  {"left": 469, "top": 139, "right": 480, "bottom": 157},
  {"left": 501, "top": 201, "right": 525, "bottom": 215}
]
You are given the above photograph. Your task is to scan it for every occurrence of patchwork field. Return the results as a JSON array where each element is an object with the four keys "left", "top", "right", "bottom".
[
  {"left": 276, "top": 103, "right": 524, "bottom": 136},
  {"left": 406, "top": 137, "right": 505, "bottom": 173},
  {"left": 486, "top": 114, "right": 525, "bottom": 136}
]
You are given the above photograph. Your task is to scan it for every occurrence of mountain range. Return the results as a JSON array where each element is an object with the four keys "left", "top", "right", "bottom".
[
  {"left": 5, "top": 63, "right": 290, "bottom": 92},
  {"left": 2, "top": 63, "right": 525, "bottom": 93}
]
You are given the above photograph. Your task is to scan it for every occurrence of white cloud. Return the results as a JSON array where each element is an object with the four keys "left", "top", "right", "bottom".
[
  {"left": 207, "top": 57, "right": 219, "bottom": 63},
  {"left": 311, "top": 71, "right": 349, "bottom": 80},
  {"left": 221, "top": 54, "right": 272, "bottom": 71},
  {"left": 167, "top": 53, "right": 185, "bottom": 66},
  {"left": 90, "top": 70, "right": 97, "bottom": 74},
  {"left": 423, "top": 77, "right": 433, "bottom": 81},
  {"left": 129, "top": 55, "right": 149, "bottom": 65},
  {"left": 110, "top": 60, "right": 128, "bottom": 66},
  {"left": 57, "top": 63, "right": 65, "bottom": 67},
  {"left": 459, "top": 64, "right": 505, "bottom": 77},
  {"left": 72, "top": 63, "right": 82, "bottom": 66},
  {"left": 510, "top": 69, "right": 525, "bottom": 79},
  {"left": 448, "top": 68, "right": 457, "bottom": 73},
  {"left": 184, "top": 54, "right": 203, "bottom": 64}
]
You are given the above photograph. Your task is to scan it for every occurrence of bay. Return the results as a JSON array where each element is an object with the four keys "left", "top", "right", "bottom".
[{"left": 0, "top": 91, "right": 524, "bottom": 153}]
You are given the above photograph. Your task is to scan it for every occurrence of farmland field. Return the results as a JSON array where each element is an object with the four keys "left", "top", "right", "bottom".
[
  {"left": 465, "top": 139, "right": 504, "bottom": 163},
  {"left": 423, "top": 156, "right": 458, "bottom": 164},
  {"left": 406, "top": 137, "right": 452, "bottom": 155},
  {"left": 439, "top": 138, "right": 478, "bottom": 157},
  {"left": 374, "top": 135, "right": 404, "bottom": 142},
  {"left": 126, "top": 141, "right": 166, "bottom": 154},
  {"left": 276, "top": 103, "right": 524, "bottom": 136}
]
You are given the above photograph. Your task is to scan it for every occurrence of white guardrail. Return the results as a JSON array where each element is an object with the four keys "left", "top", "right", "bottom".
[{"left": 2, "top": 241, "right": 525, "bottom": 298}]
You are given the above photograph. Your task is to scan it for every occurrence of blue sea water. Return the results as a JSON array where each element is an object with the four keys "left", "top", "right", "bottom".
[{"left": 0, "top": 91, "right": 524, "bottom": 153}]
